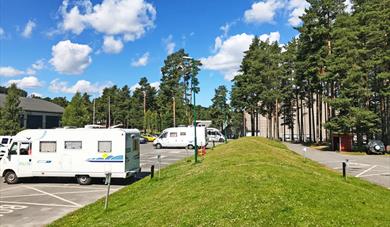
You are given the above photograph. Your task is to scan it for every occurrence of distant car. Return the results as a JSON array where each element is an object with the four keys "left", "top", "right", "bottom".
[
  {"left": 142, "top": 134, "right": 157, "bottom": 142},
  {"left": 140, "top": 136, "right": 147, "bottom": 144},
  {"left": 366, "top": 140, "right": 386, "bottom": 155}
]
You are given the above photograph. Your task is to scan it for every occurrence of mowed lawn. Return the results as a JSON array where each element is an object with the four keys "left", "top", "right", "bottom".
[{"left": 51, "top": 137, "right": 390, "bottom": 226}]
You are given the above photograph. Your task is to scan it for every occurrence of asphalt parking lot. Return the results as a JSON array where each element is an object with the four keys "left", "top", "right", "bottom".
[
  {"left": 0, "top": 143, "right": 192, "bottom": 226},
  {"left": 285, "top": 143, "right": 390, "bottom": 189}
]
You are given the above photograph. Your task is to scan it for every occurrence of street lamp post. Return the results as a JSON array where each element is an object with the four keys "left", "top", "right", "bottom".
[
  {"left": 224, "top": 95, "right": 227, "bottom": 144},
  {"left": 183, "top": 56, "right": 198, "bottom": 163}
]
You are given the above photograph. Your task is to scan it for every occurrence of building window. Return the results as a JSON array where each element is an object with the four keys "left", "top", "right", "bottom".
[
  {"left": 170, "top": 132, "right": 177, "bottom": 137},
  {"left": 40, "top": 141, "right": 56, "bottom": 152},
  {"left": 98, "top": 141, "right": 112, "bottom": 153},
  {"left": 65, "top": 141, "right": 82, "bottom": 149}
]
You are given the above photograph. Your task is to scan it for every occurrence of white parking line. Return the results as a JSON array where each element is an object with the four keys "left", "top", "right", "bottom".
[
  {"left": 358, "top": 172, "right": 390, "bottom": 177},
  {"left": 355, "top": 165, "right": 377, "bottom": 177},
  {"left": 0, "top": 200, "right": 79, "bottom": 208},
  {"left": 23, "top": 185, "right": 81, "bottom": 207},
  {"left": 0, "top": 189, "right": 106, "bottom": 199}
]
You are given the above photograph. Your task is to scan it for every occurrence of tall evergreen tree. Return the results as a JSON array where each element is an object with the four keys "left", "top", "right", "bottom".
[
  {"left": 61, "top": 92, "right": 91, "bottom": 127},
  {"left": 0, "top": 84, "right": 22, "bottom": 135}
]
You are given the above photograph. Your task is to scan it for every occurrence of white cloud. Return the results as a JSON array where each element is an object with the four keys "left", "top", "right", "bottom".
[
  {"left": 7, "top": 76, "right": 43, "bottom": 89},
  {"left": 344, "top": 0, "right": 353, "bottom": 13},
  {"left": 22, "top": 20, "right": 36, "bottom": 38},
  {"left": 244, "top": 0, "right": 284, "bottom": 24},
  {"left": 163, "top": 35, "right": 175, "bottom": 55},
  {"left": 49, "top": 79, "right": 112, "bottom": 94},
  {"left": 30, "top": 92, "right": 43, "bottom": 98},
  {"left": 130, "top": 80, "right": 160, "bottom": 92},
  {"left": 0, "top": 66, "right": 24, "bottom": 77},
  {"left": 60, "top": 0, "right": 156, "bottom": 42},
  {"left": 131, "top": 52, "right": 149, "bottom": 67},
  {"left": 31, "top": 59, "right": 45, "bottom": 70},
  {"left": 259, "top": 31, "right": 280, "bottom": 43},
  {"left": 201, "top": 33, "right": 254, "bottom": 81},
  {"left": 102, "top": 36, "right": 123, "bottom": 54},
  {"left": 49, "top": 40, "right": 92, "bottom": 75},
  {"left": 287, "top": 0, "right": 310, "bottom": 27},
  {"left": 26, "top": 59, "right": 46, "bottom": 75},
  {"left": 0, "top": 27, "right": 5, "bottom": 38},
  {"left": 150, "top": 81, "right": 160, "bottom": 90},
  {"left": 213, "top": 36, "right": 223, "bottom": 52}
]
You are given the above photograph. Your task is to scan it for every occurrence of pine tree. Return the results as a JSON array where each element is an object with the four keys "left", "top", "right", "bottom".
[
  {"left": 0, "top": 84, "right": 22, "bottom": 135},
  {"left": 61, "top": 92, "right": 91, "bottom": 127},
  {"left": 210, "top": 85, "right": 229, "bottom": 131}
]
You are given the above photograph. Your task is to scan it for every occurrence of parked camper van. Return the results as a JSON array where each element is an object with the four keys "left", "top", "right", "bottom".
[
  {"left": 153, "top": 126, "right": 208, "bottom": 149},
  {"left": 0, "top": 128, "right": 141, "bottom": 185},
  {"left": 207, "top": 128, "right": 226, "bottom": 142}
]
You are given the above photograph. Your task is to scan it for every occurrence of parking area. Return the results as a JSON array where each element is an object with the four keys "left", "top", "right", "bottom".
[
  {"left": 0, "top": 143, "right": 192, "bottom": 226},
  {"left": 285, "top": 143, "right": 390, "bottom": 189}
]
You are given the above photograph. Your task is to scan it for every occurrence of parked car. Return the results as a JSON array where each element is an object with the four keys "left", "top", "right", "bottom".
[
  {"left": 366, "top": 140, "right": 386, "bottom": 155},
  {"left": 142, "top": 134, "right": 157, "bottom": 142},
  {"left": 140, "top": 136, "right": 147, "bottom": 144}
]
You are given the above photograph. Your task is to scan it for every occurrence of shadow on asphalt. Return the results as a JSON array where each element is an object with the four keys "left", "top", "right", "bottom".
[{"left": 13, "top": 171, "right": 151, "bottom": 186}]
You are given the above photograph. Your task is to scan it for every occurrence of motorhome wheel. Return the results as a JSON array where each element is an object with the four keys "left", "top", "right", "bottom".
[
  {"left": 4, "top": 171, "right": 18, "bottom": 184},
  {"left": 77, "top": 175, "right": 92, "bottom": 185}
]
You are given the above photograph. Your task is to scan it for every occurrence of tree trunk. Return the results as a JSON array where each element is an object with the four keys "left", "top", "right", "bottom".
[{"left": 296, "top": 93, "right": 300, "bottom": 142}]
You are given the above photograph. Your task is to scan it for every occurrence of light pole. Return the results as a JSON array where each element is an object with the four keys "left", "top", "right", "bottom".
[
  {"left": 183, "top": 56, "right": 198, "bottom": 163},
  {"left": 224, "top": 95, "right": 227, "bottom": 144}
]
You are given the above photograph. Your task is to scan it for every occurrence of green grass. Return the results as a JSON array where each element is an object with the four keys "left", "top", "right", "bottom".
[{"left": 50, "top": 137, "right": 390, "bottom": 226}]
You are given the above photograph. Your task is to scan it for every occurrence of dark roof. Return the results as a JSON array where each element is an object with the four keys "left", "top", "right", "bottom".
[{"left": 0, "top": 94, "right": 64, "bottom": 114}]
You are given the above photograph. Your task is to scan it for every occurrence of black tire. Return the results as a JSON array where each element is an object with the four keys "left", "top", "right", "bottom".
[
  {"left": 187, "top": 144, "right": 194, "bottom": 149},
  {"left": 4, "top": 171, "right": 18, "bottom": 184},
  {"left": 77, "top": 175, "right": 92, "bottom": 185},
  {"left": 156, "top": 143, "right": 162, "bottom": 149}
]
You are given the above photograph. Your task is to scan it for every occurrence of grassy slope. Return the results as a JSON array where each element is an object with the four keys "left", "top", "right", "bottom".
[{"left": 51, "top": 137, "right": 390, "bottom": 226}]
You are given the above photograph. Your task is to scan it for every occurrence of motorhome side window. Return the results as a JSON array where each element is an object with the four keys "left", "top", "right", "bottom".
[
  {"left": 65, "top": 141, "right": 82, "bottom": 149},
  {"left": 40, "top": 141, "right": 57, "bottom": 152},
  {"left": 98, "top": 141, "right": 112, "bottom": 153}
]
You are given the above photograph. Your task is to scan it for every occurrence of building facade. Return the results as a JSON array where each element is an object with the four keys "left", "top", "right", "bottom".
[{"left": 0, "top": 94, "right": 64, "bottom": 129}]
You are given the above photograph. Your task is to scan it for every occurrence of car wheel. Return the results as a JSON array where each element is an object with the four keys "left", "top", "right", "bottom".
[
  {"left": 156, "top": 143, "right": 162, "bottom": 149},
  {"left": 4, "top": 171, "right": 18, "bottom": 184},
  {"left": 77, "top": 175, "right": 92, "bottom": 185}
]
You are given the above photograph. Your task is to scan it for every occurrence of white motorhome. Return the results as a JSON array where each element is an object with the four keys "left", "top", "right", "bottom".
[
  {"left": 0, "top": 128, "right": 141, "bottom": 185},
  {"left": 207, "top": 128, "right": 226, "bottom": 142},
  {"left": 153, "top": 126, "right": 208, "bottom": 149}
]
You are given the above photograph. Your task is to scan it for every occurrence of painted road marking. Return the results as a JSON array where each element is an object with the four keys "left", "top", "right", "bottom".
[
  {"left": 23, "top": 185, "right": 81, "bottom": 207},
  {"left": 0, "top": 201, "right": 79, "bottom": 208},
  {"left": 0, "top": 204, "right": 28, "bottom": 217},
  {"left": 355, "top": 165, "right": 377, "bottom": 177},
  {"left": 359, "top": 172, "right": 390, "bottom": 177},
  {"left": 0, "top": 189, "right": 106, "bottom": 199}
]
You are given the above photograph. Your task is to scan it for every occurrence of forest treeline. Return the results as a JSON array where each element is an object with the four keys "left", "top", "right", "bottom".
[{"left": 231, "top": 0, "right": 389, "bottom": 146}]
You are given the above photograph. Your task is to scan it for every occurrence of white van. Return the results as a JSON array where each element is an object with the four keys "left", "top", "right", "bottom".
[
  {"left": 153, "top": 126, "right": 208, "bottom": 149},
  {"left": 207, "top": 128, "right": 226, "bottom": 142},
  {"left": 0, "top": 128, "right": 141, "bottom": 185}
]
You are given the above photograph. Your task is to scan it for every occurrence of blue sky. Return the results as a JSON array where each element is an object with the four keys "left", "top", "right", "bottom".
[{"left": 0, "top": 0, "right": 312, "bottom": 106}]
